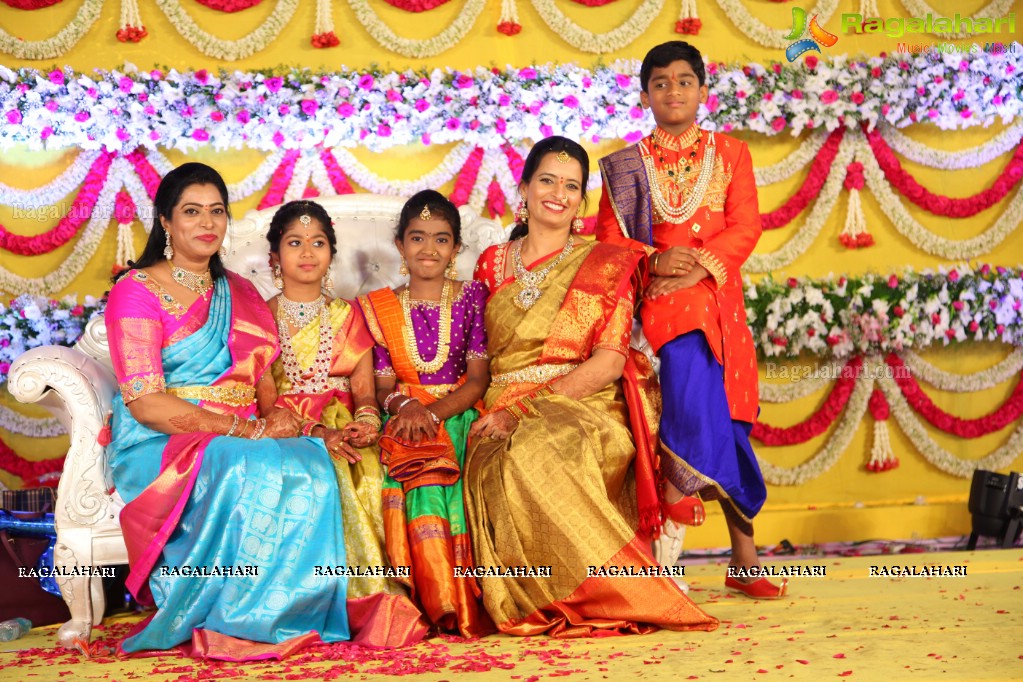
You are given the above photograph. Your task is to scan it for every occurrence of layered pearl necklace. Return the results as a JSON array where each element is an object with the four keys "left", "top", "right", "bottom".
[
  {"left": 511, "top": 236, "right": 574, "bottom": 310},
  {"left": 277, "top": 295, "right": 332, "bottom": 394},
  {"left": 399, "top": 279, "right": 453, "bottom": 375},
  {"left": 644, "top": 130, "right": 717, "bottom": 224}
]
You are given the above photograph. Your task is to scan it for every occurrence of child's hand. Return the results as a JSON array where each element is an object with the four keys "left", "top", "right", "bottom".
[
  {"left": 646, "top": 265, "right": 709, "bottom": 299},
  {"left": 653, "top": 246, "right": 701, "bottom": 277}
]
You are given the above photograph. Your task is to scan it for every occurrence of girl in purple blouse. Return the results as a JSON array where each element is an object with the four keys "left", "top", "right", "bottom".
[{"left": 357, "top": 190, "right": 492, "bottom": 637}]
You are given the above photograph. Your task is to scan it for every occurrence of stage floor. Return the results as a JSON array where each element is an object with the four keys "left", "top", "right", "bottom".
[{"left": 2, "top": 549, "right": 1020, "bottom": 681}]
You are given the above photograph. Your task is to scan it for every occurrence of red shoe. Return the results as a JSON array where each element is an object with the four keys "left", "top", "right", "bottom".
[
  {"left": 725, "top": 575, "right": 788, "bottom": 599},
  {"left": 663, "top": 494, "right": 705, "bottom": 526}
]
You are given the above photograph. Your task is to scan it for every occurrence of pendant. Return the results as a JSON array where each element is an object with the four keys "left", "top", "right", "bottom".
[{"left": 515, "top": 285, "right": 541, "bottom": 310}]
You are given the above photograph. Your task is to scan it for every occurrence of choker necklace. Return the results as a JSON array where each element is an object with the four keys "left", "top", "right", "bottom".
[
  {"left": 511, "top": 237, "right": 574, "bottom": 310},
  {"left": 278, "top": 293, "right": 326, "bottom": 330},
  {"left": 169, "top": 261, "right": 212, "bottom": 296},
  {"left": 399, "top": 279, "right": 453, "bottom": 374},
  {"left": 277, "top": 305, "right": 332, "bottom": 394}
]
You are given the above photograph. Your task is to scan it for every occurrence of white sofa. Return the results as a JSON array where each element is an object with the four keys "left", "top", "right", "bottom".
[
  {"left": 8, "top": 194, "right": 505, "bottom": 646},
  {"left": 9, "top": 193, "right": 686, "bottom": 647}
]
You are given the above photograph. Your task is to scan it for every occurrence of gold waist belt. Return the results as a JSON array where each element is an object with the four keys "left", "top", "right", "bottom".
[
  {"left": 287, "top": 376, "right": 352, "bottom": 395},
  {"left": 167, "top": 384, "right": 256, "bottom": 407},
  {"left": 490, "top": 363, "right": 578, "bottom": 386}
]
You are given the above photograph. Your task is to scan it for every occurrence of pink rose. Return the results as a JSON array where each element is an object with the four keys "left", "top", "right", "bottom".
[
  {"left": 820, "top": 90, "right": 838, "bottom": 104},
  {"left": 851, "top": 92, "right": 865, "bottom": 104},
  {"left": 265, "top": 77, "right": 283, "bottom": 93},
  {"left": 301, "top": 99, "right": 318, "bottom": 116},
  {"left": 386, "top": 89, "right": 402, "bottom": 102},
  {"left": 192, "top": 129, "right": 209, "bottom": 141},
  {"left": 414, "top": 98, "right": 430, "bottom": 112},
  {"left": 771, "top": 117, "right": 786, "bottom": 132},
  {"left": 236, "top": 110, "right": 251, "bottom": 124},
  {"left": 563, "top": 95, "right": 579, "bottom": 109},
  {"left": 48, "top": 70, "right": 65, "bottom": 85}
]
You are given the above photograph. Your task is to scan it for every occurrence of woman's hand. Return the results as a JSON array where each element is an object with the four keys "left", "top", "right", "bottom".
[
  {"left": 343, "top": 421, "right": 380, "bottom": 448},
  {"left": 389, "top": 399, "right": 438, "bottom": 444},
  {"left": 469, "top": 410, "right": 518, "bottom": 440},
  {"left": 262, "top": 407, "right": 302, "bottom": 438},
  {"left": 323, "top": 428, "right": 362, "bottom": 463}
]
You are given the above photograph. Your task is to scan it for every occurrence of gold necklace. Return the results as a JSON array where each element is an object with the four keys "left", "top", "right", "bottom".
[
  {"left": 645, "top": 131, "right": 716, "bottom": 223},
  {"left": 511, "top": 236, "right": 574, "bottom": 310},
  {"left": 169, "top": 261, "right": 212, "bottom": 296},
  {"left": 399, "top": 279, "right": 453, "bottom": 375},
  {"left": 278, "top": 293, "right": 326, "bottom": 330}
]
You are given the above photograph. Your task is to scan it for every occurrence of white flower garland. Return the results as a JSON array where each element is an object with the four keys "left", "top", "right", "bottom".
[
  {"left": 754, "top": 129, "right": 831, "bottom": 187},
  {"left": 529, "top": 0, "right": 664, "bottom": 54},
  {"left": 877, "top": 370, "right": 1023, "bottom": 478},
  {"left": 744, "top": 132, "right": 853, "bottom": 273},
  {"left": 326, "top": 143, "right": 476, "bottom": 196},
  {"left": 155, "top": 0, "right": 300, "bottom": 61},
  {"left": 0, "top": 151, "right": 100, "bottom": 209},
  {"left": 347, "top": 0, "right": 487, "bottom": 59},
  {"left": 714, "top": 0, "right": 839, "bottom": 49},
  {"left": 0, "top": 0, "right": 102, "bottom": 60},
  {"left": 144, "top": 149, "right": 175, "bottom": 176},
  {"left": 284, "top": 153, "right": 313, "bottom": 203},
  {"left": 900, "top": 347, "right": 1023, "bottom": 392},
  {"left": 0, "top": 158, "right": 123, "bottom": 295},
  {"left": 899, "top": 0, "right": 1017, "bottom": 40},
  {"left": 757, "top": 361, "right": 873, "bottom": 486},
  {"left": 878, "top": 121, "right": 1023, "bottom": 170},
  {"left": 0, "top": 404, "right": 65, "bottom": 438},
  {"left": 857, "top": 137, "right": 1023, "bottom": 259},
  {"left": 759, "top": 364, "right": 841, "bottom": 403},
  {"left": 466, "top": 149, "right": 500, "bottom": 214}
]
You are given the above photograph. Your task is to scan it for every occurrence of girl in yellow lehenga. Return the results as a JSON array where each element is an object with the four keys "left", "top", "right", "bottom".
[
  {"left": 465, "top": 137, "right": 718, "bottom": 637},
  {"left": 267, "top": 200, "right": 427, "bottom": 648}
]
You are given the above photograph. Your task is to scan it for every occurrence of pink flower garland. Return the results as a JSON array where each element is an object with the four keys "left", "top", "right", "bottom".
[
  {"left": 194, "top": 0, "right": 262, "bottom": 11},
  {"left": 865, "top": 127, "right": 1023, "bottom": 218},
  {"left": 320, "top": 149, "right": 355, "bottom": 194},
  {"left": 449, "top": 147, "right": 484, "bottom": 207},
  {"left": 761, "top": 129, "right": 844, "bottom": 230},
  {"left": 126, "top": 150, "right": 162, "bottom": 199},
  {"left": 0, "top": 152, "right": 113, "bottom": 256},
  {"left": 381, "top": 0, "right": 452, "bottom": 10},
  {"left": 486, "top": 179, "right": 505, "bottom": 218},
  {"left": 257, "top": 150, "right": 301, "bottom": 210},
  {"left": 751, "top": 356, "right": 862, "bottom": 445},
  {"left": 0, "top": 434, "right": 65, "bottom": 480},
  {"left": 886, "top": 353, "right": 1023, "bottom": 438}
]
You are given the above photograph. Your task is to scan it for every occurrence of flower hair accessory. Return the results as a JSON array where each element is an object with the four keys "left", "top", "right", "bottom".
[{"left": 419, "top": 205, "right": 432, "bottom": 221}]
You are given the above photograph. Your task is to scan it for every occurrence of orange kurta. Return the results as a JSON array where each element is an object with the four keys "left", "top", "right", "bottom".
[{"left": 597, "top": 125, "right": 761, "bottom": 423}]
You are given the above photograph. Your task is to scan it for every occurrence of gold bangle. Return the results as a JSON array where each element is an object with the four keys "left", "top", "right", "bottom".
[{"left": 651, "top": 252, "right": 661, "bottom": 276}]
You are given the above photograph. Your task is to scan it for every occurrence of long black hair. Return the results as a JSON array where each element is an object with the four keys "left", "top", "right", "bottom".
[
  {"left": 117, "top": 162, "right": 231, "bottom": 282},
  {"left": 509, "top": 136, "right": 589, "bottom": 241},
  {"left": 267, "top": 200, "right": 337, "bottom": 255},
  {"left": 396, "top": 190, "right": 462, "bottom": 243}
]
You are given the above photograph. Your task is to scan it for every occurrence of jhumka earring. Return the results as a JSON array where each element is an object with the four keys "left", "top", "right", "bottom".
[
  {"left": 514, "top": 200, "right": 529, "bottom": 224},
  {"left": 572, "top": 212, "right": 585, "bottom": 233},
  {"left": 218, "top": 243, "right": 228, "bottom": 258},
  {"left": 272, "top": 264, "right": 283, "bottom": 289},
  {"left": 399, "top": 258, "right": 409, "bottom": 276},
  {"left": 323, "top": 265, "right": 335, "bottom": 293},
  {"left": 164, "top": 232, "right": 174, "bottom": 260},
  {"left": 445, "top": 259, "right": 457, "bottom": 280}
]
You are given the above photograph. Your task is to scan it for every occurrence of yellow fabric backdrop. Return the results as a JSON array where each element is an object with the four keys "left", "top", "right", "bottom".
[{"left": 2, "top": 1, "right": 1022, "bottom": 545}]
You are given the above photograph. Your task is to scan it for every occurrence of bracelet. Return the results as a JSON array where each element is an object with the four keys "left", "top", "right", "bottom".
[
  {"left": 425, "top": 409, "right": 441, "bottom": 426},
  {"left": 651, "top": 252, "right": 661, "bottom": 276},
  {"left": 354, "top": 406, "right": 380, "bottom": 418},
  {"left": 355, "top": 415, "right": 383, "bottom": 431},
  {"left": 504, "top": 405, "right": 523, "bottom": 422},
  {"left": 249, "top": 418, "right": 268, "bottom": 440},
  {"left": 382, "top": 391, "right": 404, "bottom": 413},
  {"left": 396, "top": 397, "right": 419, "bottom": 415},
  {"left": 225, "top": 414, "right": 240, "bottom": 437},
  {"left": 300, "top": 420, "right": 321, "bottom": 437}
]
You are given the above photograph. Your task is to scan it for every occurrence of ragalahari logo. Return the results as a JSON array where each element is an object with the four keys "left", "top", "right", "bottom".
[{"left": 784, "top": 7, "right": 839, "bottom": 62}]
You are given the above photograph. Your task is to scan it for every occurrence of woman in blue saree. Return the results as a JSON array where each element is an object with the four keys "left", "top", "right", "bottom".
[{"left": 105, "top": 163, "right": 350, "bottom": 659}]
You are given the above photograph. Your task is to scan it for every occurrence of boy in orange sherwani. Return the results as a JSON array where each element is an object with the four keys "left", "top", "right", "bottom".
[{"left": 596, "top": 41, "right": 784, "bottom": 599}]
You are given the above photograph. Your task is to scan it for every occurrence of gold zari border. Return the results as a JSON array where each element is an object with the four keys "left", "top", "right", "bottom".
[{"left": 167, "top": 384, "right": 256, "bottom": 407}]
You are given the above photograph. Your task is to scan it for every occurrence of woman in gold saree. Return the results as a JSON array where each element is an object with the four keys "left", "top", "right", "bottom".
[
  {"left": 465, "top": 136, "right": 718, "bottom": 637},
  {"left": 267, "top": 200, "right": 426, "bottom": 648}
]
